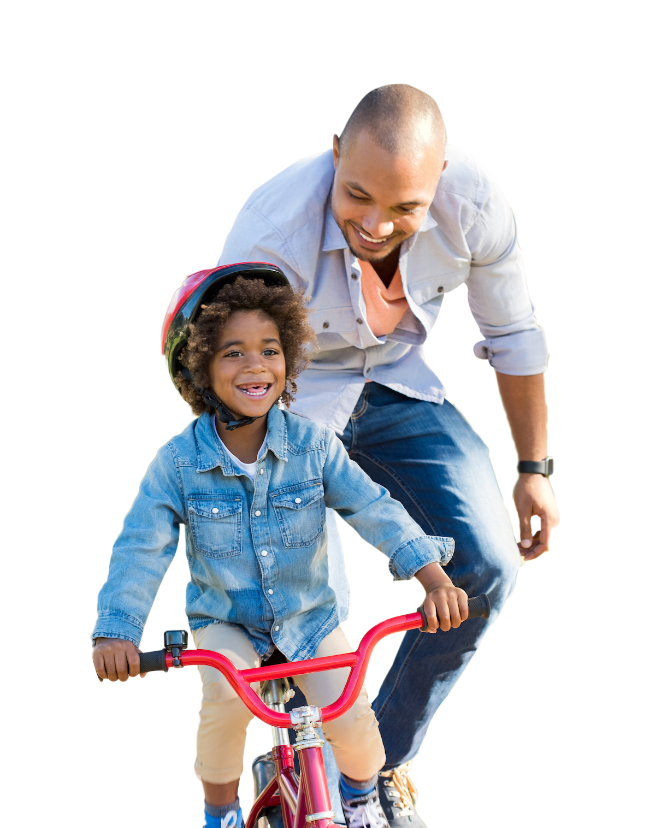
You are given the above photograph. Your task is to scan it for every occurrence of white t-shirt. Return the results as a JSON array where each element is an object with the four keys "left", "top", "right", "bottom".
[{"left": 214, "top": 418, "right": 268, "bottom": 481}]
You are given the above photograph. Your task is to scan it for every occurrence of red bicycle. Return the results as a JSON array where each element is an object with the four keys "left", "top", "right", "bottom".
[{"left": 135, "top": 595, "right": 490, "bottom": 828}]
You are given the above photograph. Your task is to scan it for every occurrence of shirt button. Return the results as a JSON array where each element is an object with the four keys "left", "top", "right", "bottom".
[
  {"left": 356, "top": 318, "right": 363, "bottom": 324},
  {"left": 295, "top": 497, "right": 301, "bottom": 503},
  {"left": 322, "top": 321, "right": 329, "bottom": 329},
  {"left": 351, "top": 273, "right": 358, "bottom": 280},
  {"left": 268, "top": 588, "right": 273, "bottom": 595},
  {"left": 212, "top": 508, "right": 219, "bottom": 514},
  {"left": 275, "top": 626, "right": 280, "bottom": 631},
  {"left": 437, "top": 286, "right": 444, "bottom": 293},
  {"left": 259, "top": 468, "right": 265, "bottom": 474},
  {"left": 261, "top": 550, "right": 268, "bottom": 556},
  {"left": 255, "top": 510, "right": 261, "bottom": 516}
]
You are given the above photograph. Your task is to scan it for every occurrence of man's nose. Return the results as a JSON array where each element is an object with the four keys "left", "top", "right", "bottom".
[{"left": 362, "top": 211, "right": 394, "bottom": 239}]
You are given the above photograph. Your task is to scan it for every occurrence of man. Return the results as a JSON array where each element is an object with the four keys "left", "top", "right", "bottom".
[{"left": 218, "top": 85, "right": 560, "bottom": 828}]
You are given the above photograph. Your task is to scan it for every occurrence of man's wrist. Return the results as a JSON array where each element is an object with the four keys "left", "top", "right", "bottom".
[{"left": 517, "top": 457, "right": 554, "bottom": 477}]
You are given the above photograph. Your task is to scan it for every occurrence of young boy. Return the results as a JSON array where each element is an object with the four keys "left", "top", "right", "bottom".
[{"left": 92, "top": 264, "right": 469, "bottom": 828}]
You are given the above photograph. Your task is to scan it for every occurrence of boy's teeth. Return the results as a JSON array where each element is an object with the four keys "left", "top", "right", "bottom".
[{"left": 240, "top": 384, "right": 269, "bottom": 397}]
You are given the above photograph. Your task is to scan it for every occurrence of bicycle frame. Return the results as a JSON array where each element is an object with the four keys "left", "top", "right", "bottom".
[{"left": 162, "top": 611, "right": 425, "bottom": 828}]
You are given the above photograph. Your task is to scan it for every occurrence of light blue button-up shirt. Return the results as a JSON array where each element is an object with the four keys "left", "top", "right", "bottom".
[
  {"left": 93, "top": 406, "right": 454, "bottom": 661},
  {"left": 219, "top": 146, "right": 548, "bottom": 433}
]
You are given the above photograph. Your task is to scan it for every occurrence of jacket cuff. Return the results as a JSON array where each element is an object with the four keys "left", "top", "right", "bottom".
[
  {"left": 92, "top": 611, "right": 144, "bottom": 647},
  {"left": 389, "top": 536, "right": 455, "bottom": 581}
]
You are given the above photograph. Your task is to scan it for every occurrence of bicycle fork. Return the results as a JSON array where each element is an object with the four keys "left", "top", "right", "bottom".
[{"left": 247, "top": 680, "right": 334, "bottom": 828}]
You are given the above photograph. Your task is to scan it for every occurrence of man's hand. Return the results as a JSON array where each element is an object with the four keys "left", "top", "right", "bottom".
[
  {"left": 93, "top": 637, "right": 144, "bottom": 682},
  {"left": 513, "top": 473, "right": 560, "bottom": 561},
  {"left": 415, "top": 562, "right": 469, "bottom": 633}
]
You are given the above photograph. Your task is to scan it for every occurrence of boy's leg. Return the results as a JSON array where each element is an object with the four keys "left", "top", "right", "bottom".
[
  {"left": 340, "top": 384, "right": 520, "bottom": 765},
  {"left": 193, "top": 623, "right": 261, "bottom": 809},
  {"left": 294, "top": 628, "right": 388, "bottom": 828},
  {"left": 293, "top": 627, "right": 385, "bottom": 782}
]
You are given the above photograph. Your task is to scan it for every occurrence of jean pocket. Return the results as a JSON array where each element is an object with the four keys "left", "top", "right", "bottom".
[
  {"left": 270, "top": 479, "right": 325, "bottom": 548},
  {"left": 188, "top": 496, "right": 243, "bottom": 559}
]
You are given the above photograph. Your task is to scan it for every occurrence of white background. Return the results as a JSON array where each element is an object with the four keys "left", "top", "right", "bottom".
[{"left": 0, "top": 0, "right": 650, "bottom": 828}]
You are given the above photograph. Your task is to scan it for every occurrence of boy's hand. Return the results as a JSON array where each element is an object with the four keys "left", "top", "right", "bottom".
[
  {"left": 93, "top": 637, "right": 145, "bottom": 681},
  {"left": 415, "top": 562, "right": 469, "bottom": 633}
]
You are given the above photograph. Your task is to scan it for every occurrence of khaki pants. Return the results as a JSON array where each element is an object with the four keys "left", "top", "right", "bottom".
[{"left": 193, "top": 624, "right": 386, "bottom": 785}]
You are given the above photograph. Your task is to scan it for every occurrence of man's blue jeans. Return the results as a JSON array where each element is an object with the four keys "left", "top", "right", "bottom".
[{"left": 289, "top": 384, "right": 519, "bottom": 810}]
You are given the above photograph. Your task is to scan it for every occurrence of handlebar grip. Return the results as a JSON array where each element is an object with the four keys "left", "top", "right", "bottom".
[
  {"left": 138, "top": 650, "right": 168, "bottom": 674},
  {"left": 418, "top": 593, "right": 491, "bottom": 631}
]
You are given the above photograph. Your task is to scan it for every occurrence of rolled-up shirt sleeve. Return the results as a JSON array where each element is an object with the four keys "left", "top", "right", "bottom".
[{"left": 466, "top": 180, "right": 548, "bottom": 375}]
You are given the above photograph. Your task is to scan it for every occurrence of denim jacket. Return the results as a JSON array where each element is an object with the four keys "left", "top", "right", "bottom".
[{"left": 93, "top": 405, "right": 454, "bottom": 661}]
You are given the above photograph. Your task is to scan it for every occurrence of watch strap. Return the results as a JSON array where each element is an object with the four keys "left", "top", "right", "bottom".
[{"left": 517, "top": 457, "right": 554, "bottom": 476}]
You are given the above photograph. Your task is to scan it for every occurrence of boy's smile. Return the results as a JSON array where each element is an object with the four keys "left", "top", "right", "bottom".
[{"left": 208, "top": 310, "right": 286, "bottom": 423}]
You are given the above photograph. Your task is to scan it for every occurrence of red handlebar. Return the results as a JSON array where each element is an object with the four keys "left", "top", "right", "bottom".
[{"left": 170, "top": 612, "right": 424, "bottom": 727}]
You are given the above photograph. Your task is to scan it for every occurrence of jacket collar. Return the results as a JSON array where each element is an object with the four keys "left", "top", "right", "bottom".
[{"left": 194, "top": 405, "right": 288, "bottom": 473}]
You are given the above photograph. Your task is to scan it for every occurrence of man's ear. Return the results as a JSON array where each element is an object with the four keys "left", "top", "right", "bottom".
[{"left": 332, "top": 134, "right": 340, "bottom": 167}]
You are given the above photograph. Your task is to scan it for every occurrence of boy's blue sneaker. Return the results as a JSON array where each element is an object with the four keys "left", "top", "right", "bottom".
[
  {"left": 204, "top": 804, "right": 244, "bottom": 828},
  {"left": 339, "top": 783, "right": 389, "bottom": 828}
]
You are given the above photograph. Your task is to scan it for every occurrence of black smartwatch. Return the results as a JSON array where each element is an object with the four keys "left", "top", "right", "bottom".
[{"left": 517, "top": 457, "right": 554, "bottom": 476}]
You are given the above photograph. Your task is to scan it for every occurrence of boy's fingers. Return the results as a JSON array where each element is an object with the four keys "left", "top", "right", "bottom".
[
  {"left": 94, "top": 653, "right": 107, "bottom": 681},
  {"left": 458, "top": 591, "right": 469, "bottom": 622},
  {"left": 448, "top": 594, "right": 462, "bottom": 629},
  {"left": 104, "top": 655, "right": 119, "bottom": 682},
  {"left": 435, "top": 600, "right": 451, "bottom": 632},
  {"left": 128, "top": 652, "right": 141, "bottom": 678},
  {"left": 423, "top": 600, "right": 439, "bottom": 633},
  {"left": 114, "top": 651, "right": 130, "bottom": 682}
]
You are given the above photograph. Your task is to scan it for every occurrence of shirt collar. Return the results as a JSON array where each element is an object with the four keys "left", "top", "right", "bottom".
[{"left": 194, "top": 405, "right": 288, "bottom": 473}]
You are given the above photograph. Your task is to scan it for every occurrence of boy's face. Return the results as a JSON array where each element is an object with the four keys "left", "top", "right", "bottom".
[{"left": 208, "top": 310, "right": 286, "bottom": 419}]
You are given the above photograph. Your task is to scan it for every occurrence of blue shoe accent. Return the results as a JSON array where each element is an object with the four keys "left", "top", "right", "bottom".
[{"left": 204, "top": 806, "right": 243, "bottom": 828}]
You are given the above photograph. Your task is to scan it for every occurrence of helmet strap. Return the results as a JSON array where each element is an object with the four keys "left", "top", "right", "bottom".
[{"left": 180, "top": 369, "right": 261, "bottom": 431}]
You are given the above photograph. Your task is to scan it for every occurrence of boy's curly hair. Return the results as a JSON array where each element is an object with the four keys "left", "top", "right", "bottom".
[{"left": 175, "top": 276, "right": 317, "bottom": 416}]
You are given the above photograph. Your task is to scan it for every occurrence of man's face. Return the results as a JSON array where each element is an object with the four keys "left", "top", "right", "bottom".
[{"left": 331, "top": 129, "right": 446, "bottom": 263}]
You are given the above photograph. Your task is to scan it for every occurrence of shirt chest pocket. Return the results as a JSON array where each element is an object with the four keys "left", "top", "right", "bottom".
[
  {"left": 188, "top": 497, "right": 243, "bottom": 559},
  {"left": 270, "top": 479, "right": 325, "bottom": 548}
]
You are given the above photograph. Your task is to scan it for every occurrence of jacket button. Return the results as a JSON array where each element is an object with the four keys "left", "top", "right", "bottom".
[
  {"left": 322, "top": 321, "right": 329, "bottom": 329},
  {"left": 275, "top": 626, "right": 280, "bottom": 631},
  {"left": 212, "top": 508, "right": 219, "bottom": 514},
  {"left": 259, "top": 468, "right": 265, "bottom": 474},
  {"left": 437, "top": 286, "right": 444, "bottom": 293},
  {"left": 261, "top": 550, "right": 268, "bottom": 556},
  {"left": 295, "top": 497, "right": 302, "bottom": 503},
  {"left": 255, "top": 510, "right": 261, "bottom": 516},
  {"left": 268, "top": 589, "right": 273, "bottom": 595}
]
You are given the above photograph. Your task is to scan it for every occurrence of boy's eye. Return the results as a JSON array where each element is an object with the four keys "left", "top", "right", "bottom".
[
  {"left": 224, "top": 350, "right": 244, "bottom": 358},
  {"left": 262, "top": 349, "right": 280, "bottom": 356}
]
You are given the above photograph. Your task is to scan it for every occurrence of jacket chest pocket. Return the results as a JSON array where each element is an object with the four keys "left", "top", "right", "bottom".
[
  {"left": 188, "top": 497, "right": 242, "bottom": 559},
  {"left": 270, "top": 479, "right": 325, "bottom": 548}
]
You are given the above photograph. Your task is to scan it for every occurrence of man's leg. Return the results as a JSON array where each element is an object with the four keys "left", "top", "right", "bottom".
[{"left": 340, "top": 383, "right": 520, "bottom": 767}]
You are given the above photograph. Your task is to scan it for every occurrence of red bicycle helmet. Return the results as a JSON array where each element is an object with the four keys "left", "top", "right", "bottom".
[{"left": 161, "top": 262, "right": 290, "bottom": 428}]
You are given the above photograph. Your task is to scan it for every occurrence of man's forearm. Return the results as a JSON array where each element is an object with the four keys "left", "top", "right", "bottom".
[{"left": 495, "top": 372, "right": 547, "bottom": 461}]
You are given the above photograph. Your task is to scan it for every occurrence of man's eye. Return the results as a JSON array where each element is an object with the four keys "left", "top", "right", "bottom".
[{"left": 348, "top": 191, "right": 368, "bottom": 201}]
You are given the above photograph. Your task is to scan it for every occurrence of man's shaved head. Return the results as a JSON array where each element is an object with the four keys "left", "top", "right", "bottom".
[{"left": 339, "top": 84, "right": 446, "bottom": 160}]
